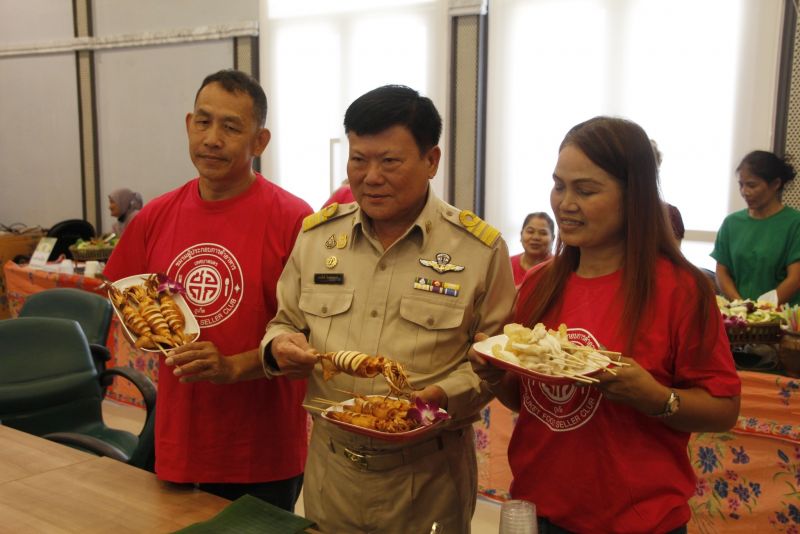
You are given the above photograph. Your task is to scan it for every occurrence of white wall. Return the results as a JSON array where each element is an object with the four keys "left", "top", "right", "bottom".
[
  {"left": 0, "top": 0, "right": 258, "bottom": 233},
  {"left": 0, "top": 0, "right": 82, "bottom": 229}
]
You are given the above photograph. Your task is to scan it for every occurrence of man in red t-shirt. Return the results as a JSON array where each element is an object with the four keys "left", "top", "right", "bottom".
[
  {"left": 104, "top": 70, "right": 312, "bottom": 510},
  {"left": 322, "top": 180, "right": 355, "bottom": 207}
]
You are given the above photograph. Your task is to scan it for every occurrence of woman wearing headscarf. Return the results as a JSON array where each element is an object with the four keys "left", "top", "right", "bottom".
[{"left": 108, "top": 188, "right": 144, "bottom": 236}]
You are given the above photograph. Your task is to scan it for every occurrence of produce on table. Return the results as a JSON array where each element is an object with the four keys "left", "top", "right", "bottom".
[{"left": 716, "top": 295, "right": 783, "bottom": 328}]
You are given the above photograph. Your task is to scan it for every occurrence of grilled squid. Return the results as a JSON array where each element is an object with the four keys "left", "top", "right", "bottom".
[{"left": 318, "top": 351, "right": 417, "bottom": 395}]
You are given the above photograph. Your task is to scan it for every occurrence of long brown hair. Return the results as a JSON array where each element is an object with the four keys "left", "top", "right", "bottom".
[{"left": 520, "top": 117, "right": 716, "bottom": 354}]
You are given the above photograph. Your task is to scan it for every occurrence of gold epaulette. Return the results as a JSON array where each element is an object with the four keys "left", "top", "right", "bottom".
[
  {"left": 303, "top": 203, "right": 340, "bottom": 232},
  {"left": 457, "top": 210, "right": 501, "bottom": 247}
]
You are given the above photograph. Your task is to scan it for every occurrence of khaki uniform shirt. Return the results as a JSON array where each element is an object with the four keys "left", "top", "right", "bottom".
[{"left": 261, "top": 190, "right": 515, "bottom": 422}]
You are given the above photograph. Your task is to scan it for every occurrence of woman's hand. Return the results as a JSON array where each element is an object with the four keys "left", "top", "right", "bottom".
[
  {"left": 593, "top": 356, "right": 670, "bottom": 415},
  {"left": 594, "top": 357, "right": 741, "bottom": 432}
]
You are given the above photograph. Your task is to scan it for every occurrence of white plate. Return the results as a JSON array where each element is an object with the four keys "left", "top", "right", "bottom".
[
  {"left": 110, "top": 273, "right": 200, "bottom": 352},
  {"left": 473, "top": 334, "right": 609, "bottom": 384}
]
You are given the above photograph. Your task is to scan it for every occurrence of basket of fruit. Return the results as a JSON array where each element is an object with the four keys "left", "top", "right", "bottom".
[
  {"left": 69, "top": 236, "right": 118, "bottom": 261},
  {"left": 718, "top": 297, "right": 783, "bottom": 346}
]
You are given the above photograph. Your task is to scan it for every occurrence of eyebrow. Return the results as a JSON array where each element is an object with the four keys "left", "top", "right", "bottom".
[
  {"left": 194, "top": 108, "right": 245, "bottom": 126},
  {"left": 552, "top": 174, "right": 604, "bottom": 185}
]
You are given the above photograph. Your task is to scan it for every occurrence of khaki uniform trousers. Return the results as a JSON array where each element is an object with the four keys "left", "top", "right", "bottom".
[{"left": 304, "top": 421, "right": 477, "bottom": 534}]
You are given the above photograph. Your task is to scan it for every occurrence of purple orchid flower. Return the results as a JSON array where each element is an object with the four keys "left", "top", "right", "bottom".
[
  {"left": 407, "top": 397, "right": 450, "bottom": 427},
  {"left": 156, "top": 273, "right": 186, "bottom": 295}
]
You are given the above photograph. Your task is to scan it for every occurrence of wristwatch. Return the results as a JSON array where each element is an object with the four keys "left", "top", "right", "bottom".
[{"left": 653, "top": 389, "right": 681, "bottom": 418}]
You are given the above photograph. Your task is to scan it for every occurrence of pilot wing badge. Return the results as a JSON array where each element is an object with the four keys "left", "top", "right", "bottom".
[{"left": 419, "top": 252, "right": 465, "bottom": 274}]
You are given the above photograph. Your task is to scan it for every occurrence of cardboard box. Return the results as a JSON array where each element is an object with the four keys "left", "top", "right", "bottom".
[{"left": 0, "top": 230, "right": 45, "bottom": 318}]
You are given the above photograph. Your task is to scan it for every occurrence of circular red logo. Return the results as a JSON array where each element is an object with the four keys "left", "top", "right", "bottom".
[
  {"left": 167, "top": 243, "right": 243, "bottom": 328},
  {"left": 520, "top": 327, "right": 603, "bottom": 431}
]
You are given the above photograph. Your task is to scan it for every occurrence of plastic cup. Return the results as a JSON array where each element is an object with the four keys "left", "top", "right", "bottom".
[
  {"left": 84, "top": 260, "right": 99, "bottom": 278},
  {"left": 499, "top": 499, "right": 537, "bottom": 534}
]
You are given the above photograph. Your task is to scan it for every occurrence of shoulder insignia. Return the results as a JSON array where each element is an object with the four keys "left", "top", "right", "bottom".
[
  {"left": 302, "top": 203, "right": 354, "bottom": 232},
  {"left": 457, "top": 210, "right": 500, "bottom": 247}
]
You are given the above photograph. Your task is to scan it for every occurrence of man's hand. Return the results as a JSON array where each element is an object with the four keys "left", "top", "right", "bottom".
[
  {"left": 412, "top": 385, "right": 448, "bottom": 410},
  {"left": 469, "top": 332, "right": 489, "bottom": 366},
  {"left": 270, "top": 332, "right": 318, "bottom": 379},
  {"left": 165, "top": 341, "right": 237, "bottom": 384}
]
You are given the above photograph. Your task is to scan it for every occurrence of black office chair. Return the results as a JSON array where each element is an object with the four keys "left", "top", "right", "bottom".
[
  {"left": 19, "top": 288, "right": 114, "bottom": 384},
  {"left": 0, "top": 317, "right": 156, "bottom": 470},
  {"left": 46, "top": 219, "right": 95, "bottom": 261}
]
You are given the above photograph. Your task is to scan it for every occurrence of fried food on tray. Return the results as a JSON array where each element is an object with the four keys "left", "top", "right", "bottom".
[
  {"left": 107, "top": 275, "right": 190, "bottom": 350},
  {"left": 325, "top": 395, "right": 419, "bottom": 433},
  {"left": 491, "top": 322, "right": 618, "bottom": 379},
  {"left": 318, "top": 350, "right": 416, "bottom": 396}
]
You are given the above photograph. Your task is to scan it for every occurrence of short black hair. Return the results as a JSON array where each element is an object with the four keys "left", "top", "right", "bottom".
[
  {"left": 343, "top": 85, "right": 442, "bottom": 154},
  {"left": 737, "top": 150, "right": 796, "bottom": 191},
  {"left": 522, "top": 212, "right": 555, "bottom": 235},
  {"left": 195, "top": 69, "right": 267, "bottom": 127}
]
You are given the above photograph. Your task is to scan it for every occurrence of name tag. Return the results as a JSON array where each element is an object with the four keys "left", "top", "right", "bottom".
[{"left": 314, "top": 273, "right": 344, "bottom": 285}]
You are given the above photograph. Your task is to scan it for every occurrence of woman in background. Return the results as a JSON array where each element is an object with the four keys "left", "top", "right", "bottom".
[
  {"left": 509, "top": 212, "right": 554, "bottom": 285},
  {"left": 108, "top": 188, "right": 143, "bottom": 236},
  {"left": 712, "top": 151, "right": 800, "bottom": 305},
  {"left": 477, "top": 116, "right": 740, "bottom": 533}
]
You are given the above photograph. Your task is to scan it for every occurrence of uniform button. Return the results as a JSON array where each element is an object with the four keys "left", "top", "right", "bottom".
[
  {"left": 370, "top": 310, "right": 378, "bottom": 318},
  {"left": 426, "top": 317, "right": 434, "bottom": 326},
  {"left": 321, "top": 306, "right": 328, "bottom": 314}
]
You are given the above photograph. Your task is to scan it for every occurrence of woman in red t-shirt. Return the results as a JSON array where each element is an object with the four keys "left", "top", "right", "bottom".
[
  {"left": 509, "top": 212, "right": 554, "bottom": 286},
  {"left": 475, "top": 117, "right": 741, "bottom": 534}
]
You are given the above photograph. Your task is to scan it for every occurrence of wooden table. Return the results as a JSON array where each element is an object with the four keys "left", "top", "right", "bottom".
[{"left": 0, "top": 425, "right": 229, "bottom": 533}]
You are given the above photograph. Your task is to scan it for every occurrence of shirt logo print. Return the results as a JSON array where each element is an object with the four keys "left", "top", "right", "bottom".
[
  {"left": 168, "top": 242, "right": 244, "bottom": 328},
  {"left": 186, "top": 266, "right": 222, "bottom": 305}
]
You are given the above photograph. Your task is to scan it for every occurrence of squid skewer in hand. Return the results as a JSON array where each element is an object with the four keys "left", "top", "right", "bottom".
[{"left": 318, "top": 350, "right": 418, "bottom": 396}]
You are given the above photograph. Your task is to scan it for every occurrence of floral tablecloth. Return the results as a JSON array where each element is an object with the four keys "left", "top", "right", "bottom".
[
  {"left": 473, "top": 371, "right": 800, "bottom": 533},
  {"left": 4, "top": 260, "right": 158, "bottom": 406}
]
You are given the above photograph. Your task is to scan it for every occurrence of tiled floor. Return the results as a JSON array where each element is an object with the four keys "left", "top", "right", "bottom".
[{"left": 102, "top": 399, "right": 501, "bottom": 532}]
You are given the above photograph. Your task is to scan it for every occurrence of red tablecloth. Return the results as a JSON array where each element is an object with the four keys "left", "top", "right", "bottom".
[
  {"left": 4, "top": 260, "right": 158, "bottom": 406},
  {"left": 474, "top": 371, "right": 800, "bottom": 533}
]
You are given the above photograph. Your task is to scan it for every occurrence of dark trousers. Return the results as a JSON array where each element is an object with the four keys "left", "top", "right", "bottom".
[
  {"left": 198, "top": 473, "right": 304, "bottom": 513},
  {"left": 538, "top": 517, "right": 688, "bottom": 534}
]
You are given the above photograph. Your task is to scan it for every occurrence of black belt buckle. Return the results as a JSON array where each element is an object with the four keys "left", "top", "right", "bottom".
[{"left": 343, "top": 448, "right": 368, "bottom": 469}]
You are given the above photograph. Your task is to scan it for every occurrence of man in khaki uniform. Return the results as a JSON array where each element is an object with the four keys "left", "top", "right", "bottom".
[{"left": 261, "top": 85, "right": 516, "bottom": 533}]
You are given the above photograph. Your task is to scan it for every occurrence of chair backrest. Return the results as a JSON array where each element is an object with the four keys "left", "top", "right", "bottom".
[
  {"left": 0, "top": 317, "right": 104, "bottom": 435},
  {"left": 19, "top": 288, "right": 112, "bottom": 346},
  {"left": 46, "top": 219, "right": 95, "bottom": 260}
]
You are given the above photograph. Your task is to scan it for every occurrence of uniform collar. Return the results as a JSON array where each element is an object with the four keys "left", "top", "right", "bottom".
[{"left": 351, "top": 188, "right": 439, "bottom": 251}]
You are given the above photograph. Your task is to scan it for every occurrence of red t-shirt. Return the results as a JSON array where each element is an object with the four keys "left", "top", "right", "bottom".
[
  {"left": 322, "top": 185, "right": 355, "bottom": 207},
  {"left": 105, "top": 175, "right": 312, "bottom": 483},
  {"left": 508, "top": 258, "right": 740, "bottom": 533}
]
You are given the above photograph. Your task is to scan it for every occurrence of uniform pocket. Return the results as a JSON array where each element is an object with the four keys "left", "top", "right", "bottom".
[
  {"left": 299, "top": 289, "right": 354, "bottom": 349},
  {"left": 398, "top": 295, "right": 465, "bottom": 372}
]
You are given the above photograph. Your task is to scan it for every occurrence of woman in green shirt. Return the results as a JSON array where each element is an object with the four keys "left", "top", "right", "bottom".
[{"left": 712, "top": 151, "right": 800, "bottom": 306}]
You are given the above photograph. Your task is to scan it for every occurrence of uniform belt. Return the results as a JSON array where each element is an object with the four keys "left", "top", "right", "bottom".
[{"left": 328, "top": 435, "right": 445, "bottom": 472}]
